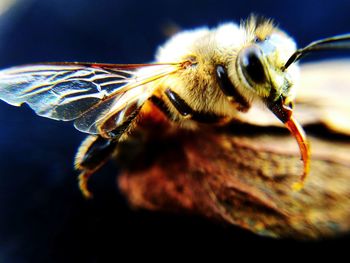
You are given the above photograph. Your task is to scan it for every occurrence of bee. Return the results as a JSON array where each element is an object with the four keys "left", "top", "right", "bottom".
[{"left": 0, "top": 16, "right": 349, "bottom": 198}]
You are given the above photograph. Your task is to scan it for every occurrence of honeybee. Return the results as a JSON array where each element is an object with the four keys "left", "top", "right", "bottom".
[{"left": 0, "top": 16, "right": 349, "bottom": 198}]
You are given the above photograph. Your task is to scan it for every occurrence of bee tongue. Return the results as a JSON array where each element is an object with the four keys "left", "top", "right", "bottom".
[
  {"left": 285, "top": 116, "right": 311, "bottom": 190},
  {"left": 267, "top": 98, "right": 310, "bottom": 191}
]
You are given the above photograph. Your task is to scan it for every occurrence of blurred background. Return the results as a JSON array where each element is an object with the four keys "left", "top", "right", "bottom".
[{"left": 0, "top": 0, "right": 349, "bottom": 262}]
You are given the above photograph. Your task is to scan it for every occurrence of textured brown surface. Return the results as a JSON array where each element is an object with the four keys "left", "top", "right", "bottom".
[{"left": 116, "top": 60, "right": 350, "bottom": 239}]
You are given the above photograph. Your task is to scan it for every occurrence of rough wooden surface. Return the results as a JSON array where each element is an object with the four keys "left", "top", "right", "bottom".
[{"left": 116, "top": 60, "right": 350, "bottom": 239}]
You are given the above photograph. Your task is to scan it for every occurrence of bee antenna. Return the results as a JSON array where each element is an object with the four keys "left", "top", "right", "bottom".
[{"left": 283, "top": 33, "right": 350, "bottom": 71}]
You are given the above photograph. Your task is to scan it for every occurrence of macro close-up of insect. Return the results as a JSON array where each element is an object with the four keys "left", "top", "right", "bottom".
[
  {"left": 2, "top": 16, "right": 349, "bottom": 198},
  {"left": 1, "top": 0, "right": 350, "bottom": 261}
]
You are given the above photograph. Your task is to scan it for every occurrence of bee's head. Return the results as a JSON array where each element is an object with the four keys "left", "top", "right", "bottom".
[
  {"left": 234, "top": 16, "right": 309, "bottom": 190},
  {"left": 236, "top": 17, "right": 299, "bottom": 112}
]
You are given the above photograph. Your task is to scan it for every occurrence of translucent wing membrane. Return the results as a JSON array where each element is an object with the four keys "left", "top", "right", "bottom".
[{"left": 0, "top": 62, "right": 183, "bottom": 136}]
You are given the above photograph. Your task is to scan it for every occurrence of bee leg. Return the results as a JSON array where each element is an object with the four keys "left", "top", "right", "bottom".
[
  {"left": 75, "top": 106, "right": 140, "bottom": 198},
  {"left": 75, "top": 115, "right": 138, "bottom": 198},
  {"left": 164, "top": 88, "right": 193, "bottom": 117},
  {"left": 149, "top": 95, "right": 174, "bottom": 119},
  {"left": 164, "top": 88, "right": 223, "bottom": 123},
  {"left": 75, "top": 135, "right": 117, "bottom": 199}
]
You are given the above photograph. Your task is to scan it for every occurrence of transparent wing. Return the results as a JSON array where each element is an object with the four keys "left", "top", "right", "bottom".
[{"left": 0, "top": 62, "right": 183, "bottom": 136}]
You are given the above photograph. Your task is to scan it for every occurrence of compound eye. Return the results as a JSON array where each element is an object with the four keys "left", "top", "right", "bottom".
[{"left": 240, "top": 46, "right": 267, "bottom": 86}]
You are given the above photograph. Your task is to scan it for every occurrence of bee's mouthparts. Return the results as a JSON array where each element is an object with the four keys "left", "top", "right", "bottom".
[{"left": 267, "top": 97, "right": 310, "bottom": 191}]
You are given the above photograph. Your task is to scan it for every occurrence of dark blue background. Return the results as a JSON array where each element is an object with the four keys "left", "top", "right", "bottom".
[{"left": 0, "top": 0, "right": 349, "bottom": 262}]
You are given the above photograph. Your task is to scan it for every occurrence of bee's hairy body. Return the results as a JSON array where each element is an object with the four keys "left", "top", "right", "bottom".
[{"left": 145, "top": 20, "right": 298, "bottom": 129}]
